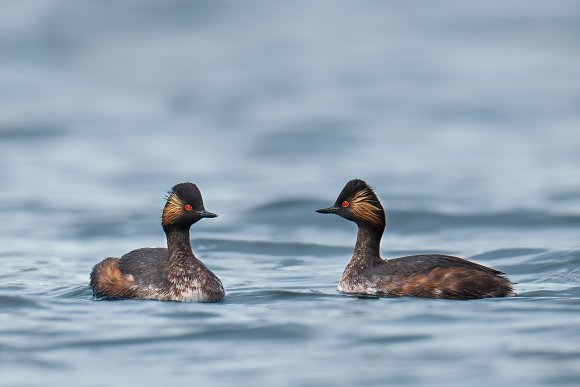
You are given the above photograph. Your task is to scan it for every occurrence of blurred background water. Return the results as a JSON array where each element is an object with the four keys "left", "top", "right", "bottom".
[{"left": 1, "top": 1, "right": 580, "bottom": 386}]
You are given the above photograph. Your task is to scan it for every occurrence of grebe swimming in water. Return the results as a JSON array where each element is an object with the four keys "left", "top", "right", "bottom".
[
  {"left": 317, "top": 179, "right": 514, "bottom": 299},
  {"left": 90, "top": 182, "right": 224, "bottom": 302}
]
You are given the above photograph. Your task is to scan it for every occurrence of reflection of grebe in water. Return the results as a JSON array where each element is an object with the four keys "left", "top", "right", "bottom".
[
  {"left": 90, "top": 182, "right": 224, "bottom": 302},
  {"left": 317, "top": 179, "right": 514, "bottom": 300}
]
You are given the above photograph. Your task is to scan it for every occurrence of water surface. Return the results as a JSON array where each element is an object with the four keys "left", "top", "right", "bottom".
[{"left": 1, "top": 1, "right": 580, "bottom": 386}]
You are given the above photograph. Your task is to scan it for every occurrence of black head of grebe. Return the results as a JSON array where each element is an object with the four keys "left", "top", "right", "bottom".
[
  {"left": 317, "top": 179, "right": 385, "bottom": 229},
  {"left": 162, "top": 182, "right": 217, "bottom": 231}
]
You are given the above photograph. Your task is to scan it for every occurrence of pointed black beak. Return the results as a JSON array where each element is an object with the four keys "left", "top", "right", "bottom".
[
  {"left": 316, "top": 206, "right": 339, "bottom": 214},
  {"left": 197, "top": 210, "right": 218, "bottom": 218}
]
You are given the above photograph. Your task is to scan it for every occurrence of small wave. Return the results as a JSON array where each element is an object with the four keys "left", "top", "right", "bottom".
[
  {"left": 53, "top": 285, "right": 93, "bottom": 300},
  {"left": 156, "top": 310, "right": 221, "bottom": 320},
  {"left": 503, "top": 250, "right": 580, "bottom": 278},
  {"left": 0, "top": 125, "right": 67, "bottom": 142},
  {"left": 247, "top": 198, "right": 342, "bottom": 230},
  {"left": 509, "top": 349, "right": 580, "bottom": 361},
  {"left": 355, "top": 334, "right": 432, "bottom": 345},
  {"left": 385, "top": 209, "right": 580, "bottom": 232},
  {"left": 194, "top": 237, "right": 351, "bottom": 257},
  {"left": 0, "top": 351, "right": 66, "bottom": 369},
  {"left": 49, "top": 323, "right": 312, "bottom": 350},
  {"left": 225, "top": 289, "right": 338, "bottom": 304},
  {"left": 246, "top": 199, "right": 580, "bottom": 233},
  {"left": 518, "top": 286, "right": 580, "bottom": 298},
  {"left": 0, "top": 295, "right": 42, "bottom": 309},
  {"left": 472, "top": 248, "right": 548, "bottom": 260}
]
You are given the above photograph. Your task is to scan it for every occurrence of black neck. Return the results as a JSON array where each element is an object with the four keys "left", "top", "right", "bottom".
[
  {"left": 352, "top": 223, "right": 384, "bottom": 261},
  {"left": 165, "top": 227, "right": 193, "bottom": 260}
]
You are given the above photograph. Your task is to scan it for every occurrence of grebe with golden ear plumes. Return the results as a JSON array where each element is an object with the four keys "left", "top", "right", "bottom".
[
  {"left": 90, "top": 182, "right": 224, "bottom": 302},
  {"left": 317, "top": 179, "right": 514, "bottom": 300}
]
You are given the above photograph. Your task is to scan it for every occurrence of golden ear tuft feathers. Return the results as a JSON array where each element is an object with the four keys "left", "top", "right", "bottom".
[
  {"left": 162, "top": 193, "right": 185, "bottom": 226},
  {"left": 350, "top": 187, "right": 384, "bottom": 225}
]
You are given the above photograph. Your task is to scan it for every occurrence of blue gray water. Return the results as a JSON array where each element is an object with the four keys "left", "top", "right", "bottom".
[{"left": 1, "top": 1, "right": 580, "bottom": 386}]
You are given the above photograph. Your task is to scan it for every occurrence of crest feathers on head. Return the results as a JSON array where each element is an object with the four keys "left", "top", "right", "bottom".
[
  {"left": 337, "top": 179, "right": 385, "bottom": 226},
  {"left": 161, "top": 182, "right": 203, "bottom": 227}
]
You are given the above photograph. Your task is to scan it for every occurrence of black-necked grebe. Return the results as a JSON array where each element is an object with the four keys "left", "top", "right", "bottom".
[
  {"left": 90, "top": 182, "right": 224, "bottom": 302},
  {"left": 316, "top": 179, "right": 514, "bottom": 299}
]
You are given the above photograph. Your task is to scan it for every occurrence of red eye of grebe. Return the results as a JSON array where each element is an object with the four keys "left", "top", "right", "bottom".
[
  {"left": 185, "top": 204, "right": 193, "bottom": 211},
  {"left": 342, "top": 201, "right": 349, "bottom": 207}
]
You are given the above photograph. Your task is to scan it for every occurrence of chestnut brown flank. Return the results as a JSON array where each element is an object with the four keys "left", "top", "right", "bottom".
[
  {"left": 394, "top": 267, "right": 512, "bottom": 299},
  {"left": 90, "top": 258, "right": 137, "bottom": 299}
]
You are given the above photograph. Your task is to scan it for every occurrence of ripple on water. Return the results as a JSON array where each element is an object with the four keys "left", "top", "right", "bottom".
[
  {"left": 0, "top": 125, "right": 68, "bottom": 142},
  {"left": 249, "top": 201, "right": 580, "bottom": 233},
  {"left": 518, "top": 287, "right": 580, "bottom": 298},
  {"left": 53, "top": 285, "right": 94, "bottom": 300},
  {"left": 354, "top": 334, "right": 432, "bottom": 346},
  {"left": 472, "top": 248, "right": 549, "bottom": 260},
  {"left": 0, "top": 295, "right": 42, "bottom": 310},
  {"left": 225, "top": 289, "right": 338, "bottom": 304},
  {"left": 156, "top": 310, "right": 221, "bottom": 320},
  {"left": 388, "top": 210, "right": 580, "bottom": 232},
  {"left": 504, "top": 250, "right": 580, "bottom": 277},
  {"left": 509, "top": 349, "right": 580, "bottom": 361},
  {"left": 194, "top": 238, "right": 350, "bottom": 257},
  {"left": 52, "top": 322, "right": 312, "bottom": 350}
]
